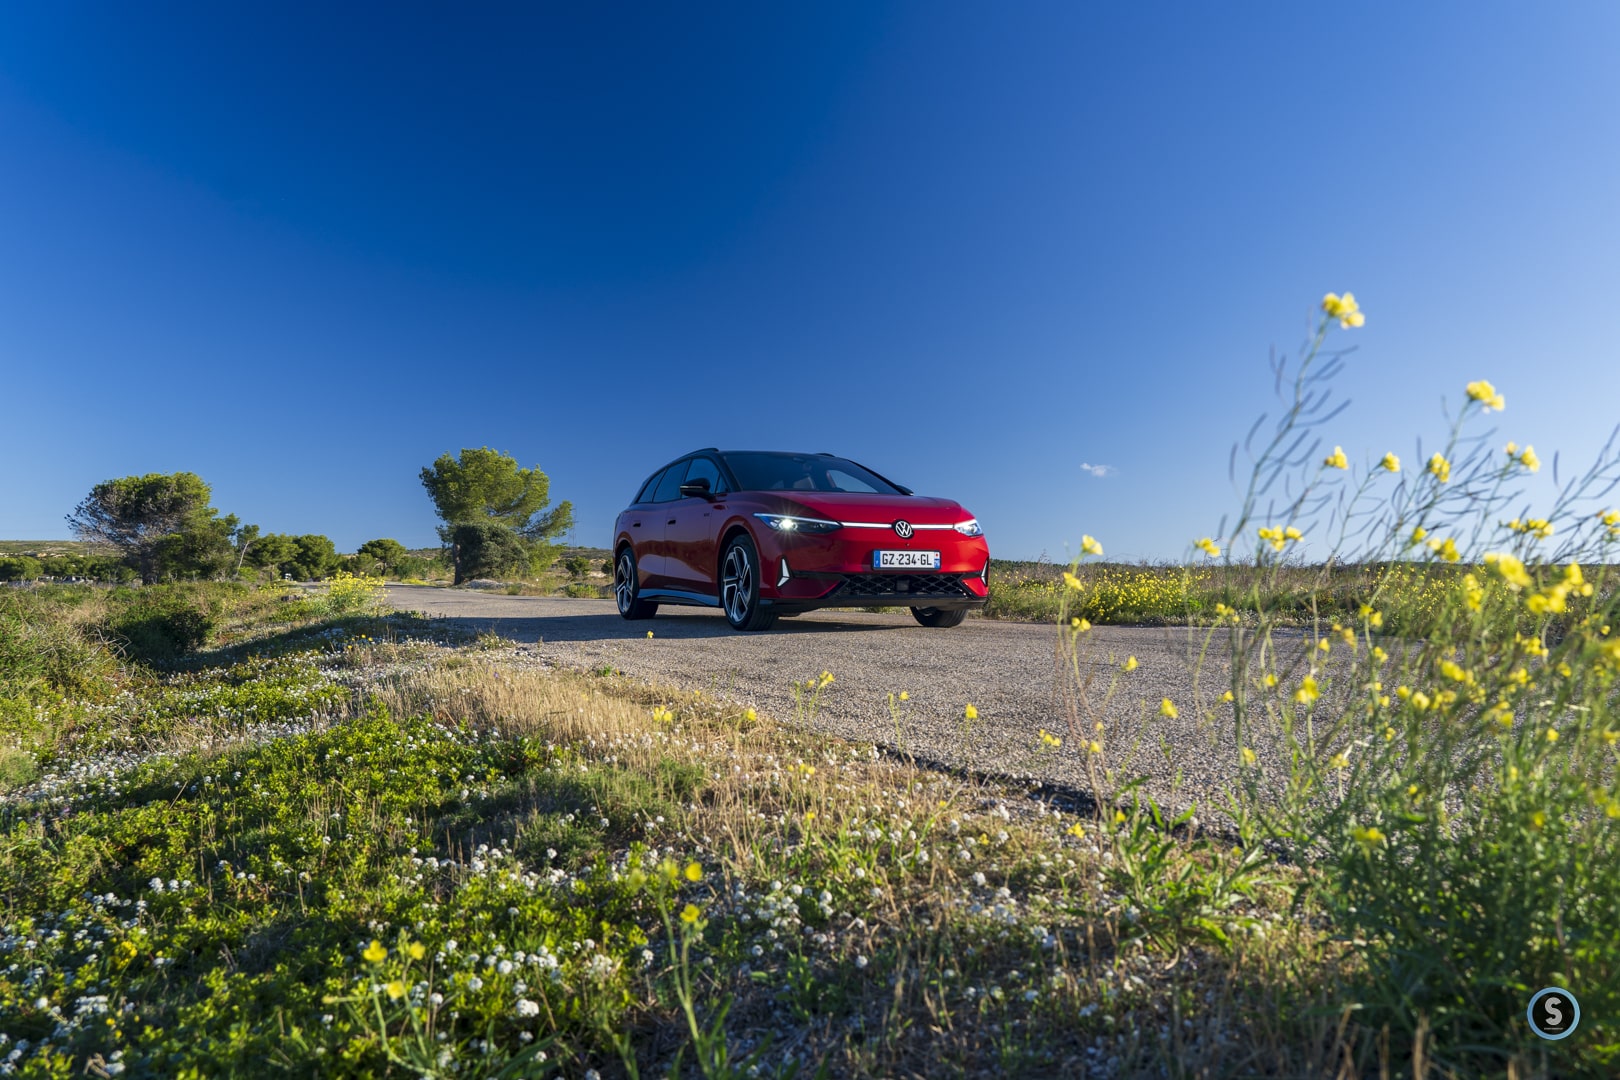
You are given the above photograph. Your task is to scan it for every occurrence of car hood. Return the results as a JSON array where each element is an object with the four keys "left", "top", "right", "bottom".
[{"left": 768, "top": 492, "right": 968, "bottom": 525}]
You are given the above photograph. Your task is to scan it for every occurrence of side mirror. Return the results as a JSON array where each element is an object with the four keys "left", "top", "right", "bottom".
[{"left": 678, "top": 478, "right": 712, "bottom": 498}]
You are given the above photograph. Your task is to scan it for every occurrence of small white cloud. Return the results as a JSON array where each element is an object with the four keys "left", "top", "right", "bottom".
[{"left": 1079, "top": 463, "right": 1115, "bottom": 478}]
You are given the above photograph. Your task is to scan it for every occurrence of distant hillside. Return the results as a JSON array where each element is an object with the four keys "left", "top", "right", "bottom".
[{"left": 0, "top": 540, "right": 100, "bottom": 556}]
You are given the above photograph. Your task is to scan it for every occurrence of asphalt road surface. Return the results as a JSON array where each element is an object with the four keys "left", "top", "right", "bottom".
[{"left": 384, "top": 585, "right": 1308, "bottom": 816}]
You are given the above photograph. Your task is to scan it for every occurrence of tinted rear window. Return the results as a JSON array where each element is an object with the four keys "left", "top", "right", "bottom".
[{"left": 721, "top": 452, "right": 903, "bottom": 494}]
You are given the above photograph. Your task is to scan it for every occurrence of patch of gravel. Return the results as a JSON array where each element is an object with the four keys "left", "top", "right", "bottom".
[{"left": 385, "top": 586, "right": 1334, "bottom": 817}]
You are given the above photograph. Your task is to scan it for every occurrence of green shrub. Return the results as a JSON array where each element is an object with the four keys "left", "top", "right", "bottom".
[
  {"left": 0, "top": 592, "right": 118, "bottom": 700},
  {"left": 105, "top": 585, "right": 219, "bottom": 663},
  {"left": 563, "top": 582, "right": 598, "bottom": 598},
  {"left": 447, "top": 521, "right": 529, "bottom": 584},
  {"left": 0, "top": 556, "right": 43, "bottom": 582}
]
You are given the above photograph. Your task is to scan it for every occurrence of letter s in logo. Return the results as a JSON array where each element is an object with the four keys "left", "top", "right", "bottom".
[{"left": 1527, "top": 987, "right": 1579, "bottom": 1040}]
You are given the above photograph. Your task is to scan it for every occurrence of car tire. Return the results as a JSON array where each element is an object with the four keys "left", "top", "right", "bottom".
[
  {"left": 912, "top": 606, "right": 967, "bottom": 628},
  {"left": 721, "top": 534, "right": 777, "bottom": 631},
  {"left": 614, "top": 548, "right": 659, "bottom": 621}
]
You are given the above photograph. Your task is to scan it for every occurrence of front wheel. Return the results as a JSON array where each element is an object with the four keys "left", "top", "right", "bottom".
[
  {"left": 912, "top": 606, "right": 967, "bottom": 628},
  {"left": 615, "top": 549, "right": 659, "bottom": 620},
  {"left": 721, "top": 535, "right": 777, "bottom": 631}
]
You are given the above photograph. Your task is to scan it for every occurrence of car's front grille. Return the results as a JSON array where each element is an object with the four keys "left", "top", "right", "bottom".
[{"left": 829, "top": 573, "right": 972, "bottom": 600}]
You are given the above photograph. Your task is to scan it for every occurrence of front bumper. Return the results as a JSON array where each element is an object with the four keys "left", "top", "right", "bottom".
[
  {"left": 762, "top": 568, "right": 988, "bottom": 612},
  {"left": 755, "top": 527, "right": 991, "bottom": 611}
]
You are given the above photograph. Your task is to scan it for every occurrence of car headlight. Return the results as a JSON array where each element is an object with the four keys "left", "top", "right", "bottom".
[
  {"left": 954, "top": 518, "right": 984, "bottom": 537},
  {"left": 753, "top": 513, "right": 842, "bottom": 535}
]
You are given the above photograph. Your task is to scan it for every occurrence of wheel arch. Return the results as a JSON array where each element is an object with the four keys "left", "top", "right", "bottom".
[{"left": 715, "top": 520, "right": 756, "bottom": 583}]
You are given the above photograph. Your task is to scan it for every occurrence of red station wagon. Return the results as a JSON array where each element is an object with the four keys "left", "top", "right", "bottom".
[{"left": 612, "top": 450, "right": 990, "bottom": 631}]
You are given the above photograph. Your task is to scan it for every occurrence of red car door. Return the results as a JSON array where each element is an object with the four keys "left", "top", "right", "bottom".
[
  {"left": 662, "top": 456, "right": 727, "bottom": 596},
  {"left": 638, "top": 464, "right": 691, "bottom": 588}
]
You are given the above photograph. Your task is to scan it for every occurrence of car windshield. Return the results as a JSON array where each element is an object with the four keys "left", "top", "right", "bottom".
[{"left": 721, "top": 452, "right": 904, "bottom": 494}]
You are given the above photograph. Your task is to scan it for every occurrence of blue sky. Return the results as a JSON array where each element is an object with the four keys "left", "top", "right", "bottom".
[{"left": 2, "top": 3, "right": 1617, "bottom": 560}]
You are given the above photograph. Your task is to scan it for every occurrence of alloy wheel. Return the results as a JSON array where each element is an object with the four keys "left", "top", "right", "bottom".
[
  {"left": 615, "top": 552, "right": 636, "bottom": 614},
  {"left": 722, "top": 545, "right": 753, "bottom": 623}
]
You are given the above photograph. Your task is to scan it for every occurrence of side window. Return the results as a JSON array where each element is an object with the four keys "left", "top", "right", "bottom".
[
  {"left": 682, "top": 457, "right": 724, "bottom": 494},
  {"left": 634, "top": 469, "right": 667, "bottom": 505},
  {"left": 652, "top": 462, "right": 689, "bottom": 503}
]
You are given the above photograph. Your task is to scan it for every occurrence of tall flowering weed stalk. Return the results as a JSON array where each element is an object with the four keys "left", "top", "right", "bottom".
[
  {"left": 323, "top": 570, "right": 388, "bottom": 616},
  {"left": 1164, "top": 292, "right": 1620, "bottom": 1069}
]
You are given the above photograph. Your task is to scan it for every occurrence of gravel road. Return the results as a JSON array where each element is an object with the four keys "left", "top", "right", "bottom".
[{"left": 385, "top": 585, "right": 1316, "bottom": 815}]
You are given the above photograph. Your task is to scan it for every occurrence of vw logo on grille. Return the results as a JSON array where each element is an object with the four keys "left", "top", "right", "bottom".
[{"left": 892, "top": 520, "right": 914, "bottom": 539}]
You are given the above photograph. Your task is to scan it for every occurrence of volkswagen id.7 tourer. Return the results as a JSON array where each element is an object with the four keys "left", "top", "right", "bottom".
[{"left": 612, "top": 450, "right": 990, "bottom": 631}]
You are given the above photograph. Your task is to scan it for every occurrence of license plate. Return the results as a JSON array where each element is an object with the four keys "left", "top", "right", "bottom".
[{"left": 874, "top": 550, "right": 941, "bottom": 570}]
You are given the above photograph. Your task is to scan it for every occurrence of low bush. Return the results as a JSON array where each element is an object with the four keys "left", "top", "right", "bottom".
[{"left": 104, "top": 584, "right": 222, "bottom": 663}]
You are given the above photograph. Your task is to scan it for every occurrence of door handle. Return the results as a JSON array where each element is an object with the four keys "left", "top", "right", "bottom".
[
  {"left": 666, "top": 519, "right": 677, "bottom": 525},
  {"left": 632, "top": 522, "right": 641, "bottom": 528}
]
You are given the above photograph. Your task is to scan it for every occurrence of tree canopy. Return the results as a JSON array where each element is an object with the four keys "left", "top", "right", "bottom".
[
  {"left": 65, "top": 472, "right": 248, "bottom": 584},
  {"left": 419, "top": 448, "right": 573, "bottom": 540},
  {"left": 421, "top": 448, "right": 574, "bottom": 584}
]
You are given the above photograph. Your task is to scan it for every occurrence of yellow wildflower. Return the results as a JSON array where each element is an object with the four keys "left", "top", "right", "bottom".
[
  {"left": 1426, "top": 454, "right": 1451, "bottom": 483},
  {"left": 1484, "top": 552, "right": 1533, "bottom": 590},
  {"left": 964, "top": 704, "right": 978, "bottom": 722},
  {"left": 1087, "top": 740, "right": 1102, "bottom": 754},
  {"left": 385, "top": 980, "right": 406, "bottom": 1000},
  {"left": 1080, "top": 535, "right": 1104, "bottom": 557},
  {"left": 407, "top": 942, "right": 426, "bottom": 961},
  {"left": 1520, "top": 445, "right": 1541, "bottom": 472},
  {"left": 1439, "top": 660, "right": 1471, "bottom": 683},
  {"left": 1294, "top": 676, "right": 1320, "bottom": 705},
  {"left": 1351, "top": 825, "right": 1386, "bottom": 850},
  {"left": 1159, "top": 698, "right": 1179, "bottom": 719},
  {"left": 1323, "top": 446, "right": 1349, "bottom": 470},
  {"left": 1241, "top": 747, "right": 1257, "bottom": 765},
  {"left": 1426, "top": 536, "right": 1460, "bottom": 562},
  {"left": 680, "top": 904, "right": 702, "bottom": 925},
  {"left": 1123, "top": 656, "right": 1137, "bottom": 671},
  {"left": 896, "top": 692, "right": 908, "bottom": 702},
  {"left": 1371, "top": 646, "right": 1388, "bottom": 664},
  {"left": 684, "top": 861, "right": 703, "bottom": 882},
  {"left": 363, "top": 940, "right": 387, "bottom": 964},
  {"left": 744, "top": 707, "right": 757, "bottom": 721},
  {"left": 1545, "top": 728, "right": 1559, "bottom": 743},
  {"left": 646, "top": 630, "right": 654, "bottom": 638},
  {"left": 1508, "top": 517, "right": 1554, "bottom": 540},
  {"left": 1263, "top": 673, "right": 1278, "bottom": 688},
  {"left": 1380, "top": 452, "right": 1400, "bottom": 473},
  {"left": 1071, "top": 617, "right": 1091, "bottom": 632},
  {"left": 1322, "top": 291, "right": 1365, "bottom": 328},
  {"left": 1530, "top": 810, "right": 1546, "bottom": 830},
  {"left": 1220, "top": 689, "right": 1235, "bottom": 703},
  {"left": 1062, "top": 571, "right": 1083, "bottom": 591},
  {"left": 1066, "top": 821, "right": 1085, "bottom": 837},
  {"left": 1465, "top": 379, "right": 1506, "bottom": 411},
  {"left": 1194, "top": 537, "right": 1221, "bottom": 557}
]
